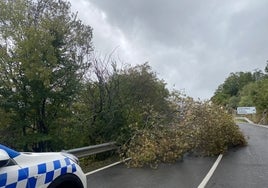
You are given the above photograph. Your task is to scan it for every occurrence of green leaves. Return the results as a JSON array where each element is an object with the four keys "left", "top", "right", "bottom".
[
  {"left": 121, "top": 98, "right": 247, "bottom": 168},
  {"left": 212, "top": 71, "right": 256, "bottom": 108},
  {"left": 80, "top": 61, "right": 171, "bottom": 145},
  {"left": 0, "top": 0, "right": 93, "bottom": 151},
  {"left": 212, "top": 64, "right": 268, "bottom": 123},
  {"left": 182, "top": 101, "right": 247, "bottom": 156}
]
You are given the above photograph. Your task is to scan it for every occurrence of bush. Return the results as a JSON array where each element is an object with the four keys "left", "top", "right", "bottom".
[
  {"left": 122, "top": 126, "right": 189, "bottom": 168},
  {"left": 120, "top": 99, "right": 247, "bottom": 168},
  {"left": 182, "top": 101, "right": 247, "bottom": 156}
]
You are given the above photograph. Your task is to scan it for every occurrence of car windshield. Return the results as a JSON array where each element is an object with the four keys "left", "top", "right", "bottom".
[{"left": 0, "top": 144, "right": 20, "bottom": 158}]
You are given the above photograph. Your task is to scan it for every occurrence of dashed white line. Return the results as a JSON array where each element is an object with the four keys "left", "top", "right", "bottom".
[{"left": 197, "top": 154, "right": 223, "bottom": 188}]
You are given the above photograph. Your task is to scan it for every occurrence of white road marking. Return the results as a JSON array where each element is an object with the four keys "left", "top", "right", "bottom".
[
  {"left": 237, "top": 117, "right": 268, "bottom": 129},
  {"left": 85, "top": 158, "right": 131, "bottom": 176},
  {"left": 197, "top": 154, "right": 223, "bottom": 188},
  {"left": 251, "top": 122, "right": 268, "bottom": 129}
]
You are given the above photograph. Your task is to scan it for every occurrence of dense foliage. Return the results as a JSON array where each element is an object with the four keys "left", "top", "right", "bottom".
[
  {"left": 211, "top": 65, "right": 268, "bottom": 123},
  {"left": 0, "top": 0, "right": 93, "bottom": 151},
  {"left": 182, "top": 102, "right": 246, "bottom": 156},
  {"left": 0, "top": 0, "right": 247, "bottom": 168},
  {"left": 122, "top": 98, "right": 246, "bottom": 168},
  {"left": 76, "top": 60, "right": 171, "bottom": 145}
]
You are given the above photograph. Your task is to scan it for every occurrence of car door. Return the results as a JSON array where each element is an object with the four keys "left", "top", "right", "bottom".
[{"left": 0, "top": 149, "right": 32, "bottom": 188}]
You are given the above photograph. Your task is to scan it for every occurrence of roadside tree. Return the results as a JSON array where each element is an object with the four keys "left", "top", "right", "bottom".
[{"left": 0, "top": 0, "right": 93, "bottom": 151}]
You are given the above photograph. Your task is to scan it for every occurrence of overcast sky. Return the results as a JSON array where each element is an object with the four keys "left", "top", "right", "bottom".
[{"left": 69, "top": 0, "right": 268, "bottom": 100}]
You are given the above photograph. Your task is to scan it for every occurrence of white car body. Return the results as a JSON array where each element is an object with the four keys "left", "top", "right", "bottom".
[{"left": 0, "top": 144, "right": 87, "bottom": 188}]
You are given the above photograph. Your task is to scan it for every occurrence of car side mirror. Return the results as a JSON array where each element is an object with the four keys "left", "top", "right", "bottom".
[{"left": 0, "top": 149, "right": 10, "bottom": 167}]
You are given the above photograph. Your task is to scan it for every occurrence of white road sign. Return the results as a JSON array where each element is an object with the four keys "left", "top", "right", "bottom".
[{"left": 237, "top": 107, "right": 256, "bottom": 115}]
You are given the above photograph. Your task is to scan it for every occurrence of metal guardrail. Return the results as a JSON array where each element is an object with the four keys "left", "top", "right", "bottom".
[{"left": 66, "top": 142, "right": 118, "bottom": 158}]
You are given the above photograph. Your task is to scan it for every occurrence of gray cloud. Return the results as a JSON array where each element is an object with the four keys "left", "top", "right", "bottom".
[{"left": 70, "top": 0, "right": 268, "bottom": 99}]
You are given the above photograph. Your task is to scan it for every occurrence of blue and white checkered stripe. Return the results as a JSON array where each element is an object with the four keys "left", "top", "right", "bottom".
[{"left": 0, "top": 157, "right": 77, "bottom": 188}]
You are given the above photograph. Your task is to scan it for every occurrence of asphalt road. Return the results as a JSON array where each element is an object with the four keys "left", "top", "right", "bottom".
[
  {"left": 207, "top": 123, "right": 268, "bottom": 188},
  {"left": 87, "top": 123, "right": 268, "bottom": 188},
  {"left": 87, "top": 155, "right": 217, "bottom": 188}
]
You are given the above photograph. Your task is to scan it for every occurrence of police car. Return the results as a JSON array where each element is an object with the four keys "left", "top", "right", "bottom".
[{"left": 0, "top": 144, "right": 87, "bottom": 188}]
